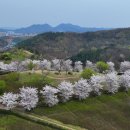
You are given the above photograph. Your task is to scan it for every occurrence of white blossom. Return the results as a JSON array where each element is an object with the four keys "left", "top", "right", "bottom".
[
  {"left": 107, "top": 62, "right": 115, "bottom": 72},
  {"left": 58, "top": 81, "right": 73, "bottom": 102},
  {"left": 40, "top": 59, "right": 51, "bottom": 70},
  {"left": 73, "top": 79, "right": 92, "bottom": 100},
  {"left": 0, "top": 61, "right": 19, "bottom": 71},
  {"left": 0, "top": 92, "right": 19, "bottom": 110},
  {"left": 90, "top": 75, "right": 105, "bottom": 95},
  {"left": 20, "top": 59, "right": 32, "bottom": 71},
  {"left": 120, "top": 61, "right": 130, "bottom": 72},
  {"left": 32, "top": 60, "right": 40, "bottom": 65},
  {"left": 32, "top": 60, "right": 40, "bottom": 70},
  {"left": 105, "top": 72, "right": 119, "bottom": 94},
  {"left": 40, "top": 85, "right": 59, "bottom": 107},
  {"left": 74, "top": 61, "right": 83, "bottom": 72},
  {"left": 63, "top": 59, "right": 73, "bottom": 72},
  {"left": 6, "top": 62, "right": 17, "bottom": 71},
  {"left": 86, "top": 60, "right": 93, "bottom": 69},
  {"left": 19, "top": 87, "right": 38, "bottom": 110},
  {"left": 119, "top": 74, "right": 130, "bottom": 91},
  {"left": 124, "top": 69, "right": 130, "bottom": 76},
  {"left": 52, "top": 59, "right": 61, "bottom": 71}
]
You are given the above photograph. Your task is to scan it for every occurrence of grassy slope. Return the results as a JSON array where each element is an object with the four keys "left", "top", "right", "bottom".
[
  {"left": 0, "top": 115, "right": 55, "bottom": 130},
  {"left": 33, "top": 70, "right": 80, "bottom": 86},
  {"left": 0, "top": 71, "right": 80, "bottom": 92},
  {"left": 2, "top": 48, "right": 33, "bottom": 62},
  {"left": 0, "top": 72, "right": 53, "bottom": 92},
  {"left": 1, "top": 72, "right": 130, "bottom": 129},
  {"left": 33, "top": 91, "right": 130, "bottom": 130}
]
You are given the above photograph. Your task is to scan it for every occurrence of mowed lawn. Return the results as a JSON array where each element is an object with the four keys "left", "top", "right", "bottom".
[
  {"left": 33, "top": 91, "right": 130, "bottom": 130},
  {"left": 0, "top": 114, "right": 55, "bottom": 130}
]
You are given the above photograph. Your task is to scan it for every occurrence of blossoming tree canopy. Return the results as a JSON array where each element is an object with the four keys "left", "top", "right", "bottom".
[
  {"left": 74, "top": 61, "right": 83, "bottom": 72},
  {"left": 90, "top": 75, "right": 105, "bottom": 95},
  {"left": 105, "top": 72, "right": 119, "bottom": 94},
  {"left": 74, "top": 79, "right": 92, "bottom": 100},
  {"left": 19, "top": 87, "right": 38, "bottom": 110},
  {"left": 0, "top": 92, "right": 19, "bottom": 110},
  {"left": 58, "top": 81, "right": 73, "bottom": 102},
  {"left": 40, "top": 85, "right": 59, "bottom": 107}
]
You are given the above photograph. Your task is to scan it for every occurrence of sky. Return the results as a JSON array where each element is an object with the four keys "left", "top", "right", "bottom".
[{"left": 0, "top": 0, "right": 130, "bottom": 28}]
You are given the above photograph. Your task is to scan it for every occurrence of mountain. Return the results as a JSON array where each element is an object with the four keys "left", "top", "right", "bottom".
[
  {"left": 53, "top": 23, "right": 107, "bottom": 32},
  {"left": 0, "top": 37, "right": 9, "bottom": 47},
  {"left": 0, "top": 36, "right": 29, "bottom": 51},
  {"left": 0, "top": 29, "right": 11, "bottom": 32},
  {"left": 17, "top": 27, "right": 130, "bottom": 66},
  {"left": 0, "top": 23, "right": 110, "bottom": 34},
  {"left": 15, "top": 24, "right": 52, "bottom": 34}
]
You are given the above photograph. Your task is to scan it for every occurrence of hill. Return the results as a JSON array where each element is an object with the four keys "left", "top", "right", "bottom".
[
  {"left": 33, "top": 91, "right": 130, "bottom": 130},
  {"left": 0, "top": 36, "right": 31, "bottom": 53},
  {"left": 0, "top": 37, "right": 9, "bottom": 47},
  {"left": 0, "top": 23, "right": 110, "bottom": 34},
  {"left": 17, "top": 28, "right": 130, "bottom": 65}
]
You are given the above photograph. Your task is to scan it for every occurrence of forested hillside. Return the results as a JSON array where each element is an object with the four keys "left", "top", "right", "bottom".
[
  {"left": 17, "top": 28, "right": 130, "bottom": 64},
  {"left": 0, "top": 37, "right": 10, "bottom": 47}
]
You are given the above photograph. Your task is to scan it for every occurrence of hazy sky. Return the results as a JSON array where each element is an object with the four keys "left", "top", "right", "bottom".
[{"left": 0, "top": 0, "right": 130, "bottom": 28}]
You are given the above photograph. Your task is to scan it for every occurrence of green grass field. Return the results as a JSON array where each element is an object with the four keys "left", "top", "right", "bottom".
[
  {"left": 0, "top": 114, "right": 55, "bottom": 130},
  {"left": 33, "top": 91, "right": 130, "bottom": 130},
  {"left": 0, "top": 71, "right": 80, "bottom": 92},
  {"left": 0, "top": 48, "right": 33, "bottom": 63},
  {"left": 1, "top": 72, "right": 130, "bottom": 130}
]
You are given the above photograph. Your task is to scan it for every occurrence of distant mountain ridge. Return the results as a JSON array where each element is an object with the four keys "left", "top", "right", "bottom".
[{"left": 0, "top": 23, "right": 111, "bottom": 34}]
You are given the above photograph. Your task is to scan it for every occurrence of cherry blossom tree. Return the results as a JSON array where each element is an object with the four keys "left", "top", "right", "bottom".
[
  {"left": 13, "top": 61, "right": 23, "bottom": 72},
  {"left": 73, "top": 79, "right": 92, "bottom": 100},
  {"left": 86, "top": 60, "right": 93, "bottom": 69},
  {"left": 40, "top": 59, "right": 51, "bottom": 71},
  {"left": 107, "top": 62, "right": 115, "bottom": 72},
  {"left": 90, "top": 75, "right": 105, "bottom": 95},
  {"left": 21, "top": 59, "right": 32, "bottom": 71},
  {"left": 0, "top": 92, "right": 19, "bottom": 110},
  {"left": 52, "top": 59, "right": 63, "bottom": 73},
  {"left": 19, "top": 87, "right": 38, "bottom": 111},
  {"left": 40, "top": 85, "right": 59, "bottom": 107},
  {"left": 104, "top": 72, "right": 119, "bottom": 94},
  {"left": 124, "top": 69, "right": 130, "bottom": 76},
  {"left": 0, "top": 62, "right": 6, "bottom": 70},
  {"left": 119, "top": 73, "right": 130, "bottom": 91},
  {"left": 0, "top": 97, "right": 2, "bottom": 103},
  {"left": 32, "top": 60, "right": 40, "bottom": 70},
  {"left": 58, "top": 81, "right": 73, "bottom": 102},
  {"left": 63, "top": 59, "right": 73, "bottom": 74},
  {"left": 74, "top": 61, "right": 83, "bottom": 72},
  {"left": 0, "top": 61, "right": 19, "bottom": 71},
  {"left": 120, "top": 61, "right": 130, "bottom": 72},
  {"left": 5, "top": 62, "right": 16, "bottom": 71}
]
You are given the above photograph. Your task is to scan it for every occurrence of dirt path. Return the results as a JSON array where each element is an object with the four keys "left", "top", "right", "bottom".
[{"left": 47, "top": 75, "right": 79, "bottom": 80}]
